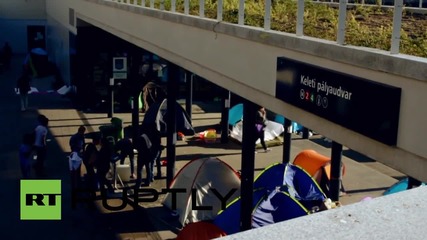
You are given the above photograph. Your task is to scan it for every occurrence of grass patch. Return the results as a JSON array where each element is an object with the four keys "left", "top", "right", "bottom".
[{"left": 128, "top": 0, "right": 427, "bottom": 57}]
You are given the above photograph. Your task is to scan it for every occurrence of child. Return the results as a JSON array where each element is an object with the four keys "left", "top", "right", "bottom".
[{"left": 19, "top": 133, "right": 33, "bottom": 178}]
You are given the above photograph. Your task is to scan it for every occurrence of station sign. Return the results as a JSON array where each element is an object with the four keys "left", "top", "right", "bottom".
[{"left": 275, "top": 57, "right": 401, "bottom": 145}]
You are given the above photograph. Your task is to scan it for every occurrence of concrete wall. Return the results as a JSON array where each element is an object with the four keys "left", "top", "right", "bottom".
[
  {"left": 46, "top": 15, "right": 71, "bottom": 85},
  {"left": 45, "top": 0, "right": 427, "bottom": 181},
  {"left": 0, "top": 0, "right": 46, "bottom": 53},
  {"left": 0, "top": 0, "right": 46, "bottom": 19},
  {"left": 0, "top": 19, "right": 46, "bottom": 54}
]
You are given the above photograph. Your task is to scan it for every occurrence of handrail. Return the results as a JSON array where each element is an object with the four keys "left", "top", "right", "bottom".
[{"left": 105, "top": 0, "right": 427, "bottom": 57}]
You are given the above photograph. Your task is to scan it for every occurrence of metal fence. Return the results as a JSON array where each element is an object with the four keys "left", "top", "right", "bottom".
[{"left": 106, "top": 0, "right": 427, "bottom": 56}]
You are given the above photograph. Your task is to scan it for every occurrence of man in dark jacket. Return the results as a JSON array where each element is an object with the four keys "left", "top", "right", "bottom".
[{"left": 134, "top": 124, "right": 162, "bottom": 189}]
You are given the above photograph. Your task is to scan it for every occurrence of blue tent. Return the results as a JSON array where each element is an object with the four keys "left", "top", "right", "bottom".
[
  {"left": 228, "top": 103, "right": 243, "bottom": 126},
  {"left": 252, "top": 188, "right": 309, "bottom": 229},
  {"left": 254, "top": 163, "right": 326, "bottom": 210},
  {"left": 273, "top": 114, "right": 303, "bottom": 133},
  {"left": 213, "top": 188, "right": 268, "bottom": 235},
  {"left": 213, "top": 163, "right": 326, "bottom": 235},
  {"left": 383, "top": 177, "right": 426, "bottom": 195}
]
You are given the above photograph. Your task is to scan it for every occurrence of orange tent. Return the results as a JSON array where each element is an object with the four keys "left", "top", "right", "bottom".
[
  {"left": 293, "top": 149, "right": 346, "bottom": 183},
  {"left": 176, "top": 221, "right": 227, "bottom": 240}
]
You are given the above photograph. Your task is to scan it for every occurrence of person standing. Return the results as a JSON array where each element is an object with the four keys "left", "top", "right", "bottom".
[
  {"left": 34, "top": 114, "right": 49, "bottom": 176},
  {"left": 16, "top": 70, "right": 31, "bottom": 111},
  {"left": 134, "top": 124, "right": 162, "bottom": 189},
  {"left": 82, "top": 135, "right": 101, "bottom": 197},
  {"left": 69, "top": 125, "right": 86, "bottom": 201},
  {"left": 255, "top": 107, "right": 271, "bottom": 153},
  {"left": 96, "top": 137, "right": 114, "bottom": 193},
  {"left": 69, "top": 125, "right": 86, "bottom": 155},
  {"left": 19, "top": 133, "right": 34, "bottom": 179},
  {"left": 116, "top": 137, "right": 136, "bottom": 179}
]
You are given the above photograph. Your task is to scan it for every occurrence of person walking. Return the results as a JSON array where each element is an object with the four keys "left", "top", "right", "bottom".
[
  {"left": 16, "top": 70, "right": 31, "bottom": 111},
  {"left": 19, "top": 133, "right": 34, "bottom": 179},
  {"left": 34, "top": 114, "right": 49, "bottom": 176},
  {"left": 255, "top": 107, "right": 271, "bottom": 153}
]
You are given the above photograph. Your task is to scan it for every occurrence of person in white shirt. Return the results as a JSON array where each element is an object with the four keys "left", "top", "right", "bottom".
[{"left": 34, "top": 114, "right": 49, "bottom": 176}]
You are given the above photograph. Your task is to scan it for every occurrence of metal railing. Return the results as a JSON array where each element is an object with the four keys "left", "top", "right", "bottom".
[{"left": 107, "top": 0, "right": 427, "bottom": 57}]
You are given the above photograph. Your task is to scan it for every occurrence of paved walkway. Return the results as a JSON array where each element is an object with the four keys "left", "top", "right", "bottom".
[{"left": 0, "top": 55, "right": 406, "bottom": 240}]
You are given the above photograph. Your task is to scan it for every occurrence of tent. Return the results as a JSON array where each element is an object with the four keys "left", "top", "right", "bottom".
[
  {"left": 383, "top": 177, "right": 426, "bottom": 195},
  {"left": 141, "top": 99, "right": 195, "bottom": 136},
  {"left": 228, "top": 103, "right": 243, "bottom": 126},
  {"left": 176, "top": 221, "right": 227, "bottom": 240},
  {"left": 293, "top": 150, "right": 331, "bottom": 180},
  {"left": 163, "top": 157, "right": 241, "bottom": 226},
  {"left": 213, "top": 187, "right": 310, "bottom": 235},
  {"left": 228, "top": 104, "right": 284, "bottom": 144},
  {"left": 213, "top": 163, "right": 326, "bottom": 235},
  {"left": 253, "top": 163, "right": 326, "bottom": 209},
  {"left": 252, "top": 187, "right": 309, "bottom": 229},
  {"left": 213, "top": 188, "right": 268, "bottom": 235},
  {"left": 273, "top": 114, "right": 303, "bottom": 133},
  {"left": 293, "top": 149, "right": 346, "bottom": 196}
]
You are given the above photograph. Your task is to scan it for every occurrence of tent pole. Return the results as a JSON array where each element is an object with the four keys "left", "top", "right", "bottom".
[
  {"left": 220, "top": 90, "right": 230, "bottom": 143},
  {"left": 330, "top": 141, "right": 343, "bottom": 201},
  {"left": 185, "top": 70, "right": 193, "bottom": 124},
  {"left": 282, "top": 118, "right": 292, "bottom": 164},
  {"left": 166, "top": 62, "right": 179, "bottom": 188},
  {"left": 240, "top": 99, "right": 257, "bottom": 231}
]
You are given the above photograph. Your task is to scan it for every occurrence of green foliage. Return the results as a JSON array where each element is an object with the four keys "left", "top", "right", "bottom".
[{"left": 133, "top": 0, "right": 427, "bottom": 58}]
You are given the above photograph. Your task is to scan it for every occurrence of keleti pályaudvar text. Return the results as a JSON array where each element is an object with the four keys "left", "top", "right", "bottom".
[{"left": 300, "top": 75, "right": 352, "bottom": 100}]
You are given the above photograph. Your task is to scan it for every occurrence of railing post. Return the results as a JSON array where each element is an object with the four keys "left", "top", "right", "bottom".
[
  {"left": 217, "top": 0, "right": 223, "bottom": 21},
  {"left": 200, "top": 0, "right": 205, "bottom": 18},
  {"left": 171, "top": 0, "right": 176, "bottom": 12},
  {"left": 391, "top": 0, "right": 403, "bottom": 54},
  {"left": 296, "top": 0, "right": 304, "bottom": 36},
  {"left": 184, "top": 0, "right": 189, "bottom": 15},
  {"left": 337, "top": 0, "right": 347, "bottom": 45},
  {"left": 141, "top": 0, "right": 145, "bottom": 7},
  {"left": 160, "top": 0, "right": 165, "bottom": 10},
  {"left": 238, "top": 0, "right": 245, "bottom": 25},
  {"left": 264, "top": 0, "right": 271, "bottom": 30},
  {"left": 150, "top": 0, "right": 154, "bottom": 8}
]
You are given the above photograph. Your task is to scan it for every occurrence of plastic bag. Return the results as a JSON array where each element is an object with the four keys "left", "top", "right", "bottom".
[{"left": 68, "top": 152, "right": 82, "bottom": 171}]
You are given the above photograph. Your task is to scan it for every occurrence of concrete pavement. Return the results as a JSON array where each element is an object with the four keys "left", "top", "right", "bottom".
[{"left": 0, "top": 55, "right": 405, "bottom": 240}]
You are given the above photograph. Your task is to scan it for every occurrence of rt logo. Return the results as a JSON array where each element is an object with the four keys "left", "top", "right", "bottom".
[{"left": 20, "top": 180, "right": 61, "bottom": 220}]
